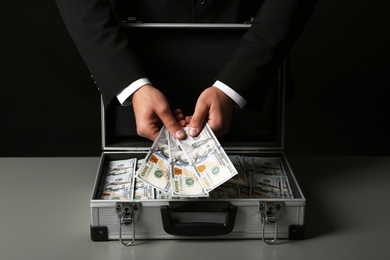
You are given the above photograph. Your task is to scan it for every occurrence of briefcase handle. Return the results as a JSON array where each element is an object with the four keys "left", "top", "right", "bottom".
[{"left": 160, "top": 201, "right": 237, "bottom": 236}]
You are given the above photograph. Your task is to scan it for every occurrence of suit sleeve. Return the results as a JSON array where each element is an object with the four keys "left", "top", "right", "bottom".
[
  {"left": 55, "top": 0, "right": 147, "bottom": 107},
  {"left": 217, "top": 0, "right": 318, "bottom": 110}
]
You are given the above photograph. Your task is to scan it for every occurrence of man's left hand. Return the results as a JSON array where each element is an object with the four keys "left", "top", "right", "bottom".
[{"left": 187, "top": 86, "right": 235, "bottom": 137}]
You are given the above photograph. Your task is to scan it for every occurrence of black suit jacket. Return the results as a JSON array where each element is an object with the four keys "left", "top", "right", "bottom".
[{"left": 56, "top": 0, "right": 317, "bottom": 109}]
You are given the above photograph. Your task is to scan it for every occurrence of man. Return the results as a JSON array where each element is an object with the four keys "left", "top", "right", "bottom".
[{"left": 55, "top": 0, "right": 317, "bottom": 141}]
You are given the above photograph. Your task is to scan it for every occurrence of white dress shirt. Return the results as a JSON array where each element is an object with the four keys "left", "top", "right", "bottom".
[{"left": 116, "top": 78, "right": 247, "bottom": 108}]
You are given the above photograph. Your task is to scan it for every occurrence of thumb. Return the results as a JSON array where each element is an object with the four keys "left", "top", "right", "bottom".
[
  {"left": 157, "top": 108, "right": 186, "bottom": 139},
  {"left": 188, "top": 102, "right": 208, "bottom": 137}
]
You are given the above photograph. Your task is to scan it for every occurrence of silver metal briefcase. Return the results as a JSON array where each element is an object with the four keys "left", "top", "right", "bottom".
[{"left": 90, "top": 23, "right": 305, "bottom": 246}]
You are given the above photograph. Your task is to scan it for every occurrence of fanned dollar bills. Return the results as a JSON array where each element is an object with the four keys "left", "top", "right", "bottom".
[
  {"left": 100, "top": 124, "right": 294, "bottom": 200},
  {"left": 168, "top": 132, "right": 209, "bottom": 197},
  {"left": 136, "top": 124, "right": 238, "bottom": 197},
  {"left": 136, "top": 128, "right": 171, "bottom": 193},
  {"left": 175, "top": 124, "right": 238, "bottom": 193}
]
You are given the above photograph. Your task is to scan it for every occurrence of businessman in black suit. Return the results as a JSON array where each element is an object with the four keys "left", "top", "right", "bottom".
[{"left": 56, "top": 0, "right": 317, "bottom": 141}]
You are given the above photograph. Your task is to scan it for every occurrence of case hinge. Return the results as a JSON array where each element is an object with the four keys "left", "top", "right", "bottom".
[
  {"left": 121, "top": 17, "right": 143, "bottom": 24},
  {"left": 244, "top": 17, "right": 255, "bottom": 24},
  {"left": 259, "top": 202, "right": 283, "bottom": 244},
  {"left": 116, "top": 202, "right": 141, "bottom": 246}
]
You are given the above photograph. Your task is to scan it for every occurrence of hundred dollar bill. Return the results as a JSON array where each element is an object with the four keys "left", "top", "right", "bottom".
[
  {"left": 155, "top": 190, "right": 204, "bottom": 199},
  {"left": 241, "top": 156, "right": 286, "bottom": 176},
  {"left": 136, "top": 158, "right": 145, "bottom": 171},
  {"left": 136, "top": 127, "right": 171, "bottom": 193},
  {"left": 226, "top": 155, "right": 248, "bottom": 186},
  {"left": 104, "top": 159, "right": 137, "bottom": 184},
  {"left": 133, "top": 178, "right": 155, "bottom": 199},
  {"left": 176, "top": 124, "right": 238, "bottom": 192},
  {"left": 238, "top": 185, "right": 251, "bottom": 198},
  {"left": 282, "top": 176, "right": 294, "bottom": 198},
  {"left": 105, "top": 158, "right": 137, "bottom": 177},
  {"left": 250, "top": 174, "right": 286, "bottom": 197},
  {"left": 101, "top": 159, "right": 137, "bottom": 200},
  {"left": 168, "top": 131, "right": 209, "bottom": 197},
  {"left": 228, "top": 155, "right": 245, "bottom": 174},
  {"left": 101, "top": 183, "right": 133, "bottom": 200},
  {"left": 251, "top": 186, "right": 278, "bottom": 198},
  {"left": 209, "top": 183, "right": 240, "bottom": 199},
  {"left": 250, "top": 173, "right": 296, "bottom": 198},
  {"left": 133, "top": 159, "right": 155, "bottom": 199}
]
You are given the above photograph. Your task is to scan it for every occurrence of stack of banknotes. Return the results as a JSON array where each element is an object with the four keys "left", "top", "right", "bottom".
[
  {"left": 209, "top": 156, "right": 294, "bottom": 199},
  {"left": 100, "top": 124, "right": 294, "bottom": 200},
  {"left": 100, "top": 158, "right": 137, "bottom": 200}
]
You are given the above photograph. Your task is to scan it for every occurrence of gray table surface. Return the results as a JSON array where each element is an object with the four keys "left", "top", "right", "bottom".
[{"left": 1, "top": 156, "right": 389, "bottom": 260}]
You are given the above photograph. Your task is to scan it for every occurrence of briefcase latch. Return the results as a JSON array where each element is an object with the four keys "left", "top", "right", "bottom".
[
  {"left": 116, "top": 202, "right": 141, "bottom": 246},
  {"left": 259, "top": 202, "right": 283, "bottom": 244}
]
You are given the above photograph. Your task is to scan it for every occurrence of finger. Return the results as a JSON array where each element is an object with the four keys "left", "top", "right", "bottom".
[
  {"left": 141, "top": 127, "right": 160, "bottom": 141},
  {"left": 185, "top": 116, "right": 192, "bottom": 125},
  {"left": 173, "top": 108, "right": 187, "bottom": 127},
  {"left": 188, "top": 102, "right": 208, "bottom": 137},
  {"left": 173, "top": 108, "right": 184, "bottom": 119},
  {"left": 135, "top": 117, "right": 162, "bottom": 141},
  {"left": 157, "top": 107, "right": 186, "bottom": 139}
]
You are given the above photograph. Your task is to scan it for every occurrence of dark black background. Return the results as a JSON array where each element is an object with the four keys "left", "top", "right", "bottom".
[{"left": 1, "top": 0, "right": 389, "bottom": 157}]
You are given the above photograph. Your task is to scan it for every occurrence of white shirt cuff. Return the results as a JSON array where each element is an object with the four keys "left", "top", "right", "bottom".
[
  {"left": 213, "top": 80, "right": 247, "bottom": 108},
  {"left": 116, "top": 78, "right": 151, "bottom": 106}
]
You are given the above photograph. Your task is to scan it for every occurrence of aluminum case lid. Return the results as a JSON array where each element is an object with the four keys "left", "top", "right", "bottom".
[{"left": 102, "top": 23, "right": 286, "bottom": 151}]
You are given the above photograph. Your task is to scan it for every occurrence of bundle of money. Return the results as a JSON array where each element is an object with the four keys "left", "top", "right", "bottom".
[
  {"left": 100, "top": 128, "right": 294, "bottom": 200},
  {"left": 215, "top": 155, "right": 294, "bottom": 199},
  {"left": 136, "top": 124, "right": 238, "bottom": 197},
  {"left": 133, "top": 159, "right": 155, "bottom": 199},
  {"left": 100, "top": 158, "right": 137, "bottom": 200}
]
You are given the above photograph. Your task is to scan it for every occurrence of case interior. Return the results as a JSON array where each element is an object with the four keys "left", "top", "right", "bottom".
[{"left": 103, "top": 27, "right": 284, "bottom": 150}]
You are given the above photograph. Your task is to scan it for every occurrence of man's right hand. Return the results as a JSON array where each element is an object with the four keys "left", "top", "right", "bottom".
[{"left": 131, "top": 84, "right": 186, "bottom": 141}]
